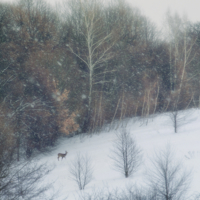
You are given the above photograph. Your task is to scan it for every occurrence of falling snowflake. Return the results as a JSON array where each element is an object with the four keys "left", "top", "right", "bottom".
[
  {"left": 57, "top": 61, "right": 62, "bottom": 66},
  {"left": 81, "top": 94, "right": 87, "bottom": 99}
]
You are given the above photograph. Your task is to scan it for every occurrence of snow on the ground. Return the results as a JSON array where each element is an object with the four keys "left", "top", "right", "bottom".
[{"left": 35, "top": 109, "right": 200, "bottom": 200}]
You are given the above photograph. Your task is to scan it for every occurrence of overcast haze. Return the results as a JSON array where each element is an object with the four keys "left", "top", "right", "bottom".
[
  {"left": 128, "top": 0, "right": 200, "bottom": 27},
  {"left": 0, "top": 0, "right": 200, "bottom": 28}
]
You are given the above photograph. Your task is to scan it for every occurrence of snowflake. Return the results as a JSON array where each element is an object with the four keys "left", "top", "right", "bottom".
[
  {"left": 81, "top": 94, "right": 87, "bottom": 99},
  {"left": 57, "top": 61, "right": 62, "bottom": 66}
]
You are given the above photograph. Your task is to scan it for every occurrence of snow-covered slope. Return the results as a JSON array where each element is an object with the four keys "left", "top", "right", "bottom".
[{"left": 36, "top": 109, "right": 200, "bottom": 200}]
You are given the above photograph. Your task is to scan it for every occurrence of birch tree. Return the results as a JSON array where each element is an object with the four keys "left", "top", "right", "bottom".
[
  {"left": 165, "top": 13, "right": 197, "bottom": 111},
  {"left": 64, "top": 0, "right": 119, "bottom": 132}
]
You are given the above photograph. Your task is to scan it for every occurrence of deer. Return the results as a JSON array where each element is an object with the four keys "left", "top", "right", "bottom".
[{"left": 57, "top": 151, "right": 68, "bottom": 161}]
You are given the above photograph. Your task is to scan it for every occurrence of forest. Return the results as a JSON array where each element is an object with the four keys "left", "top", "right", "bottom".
[{"left": 0, "top": 0, "right": 200, "bottom": 160}]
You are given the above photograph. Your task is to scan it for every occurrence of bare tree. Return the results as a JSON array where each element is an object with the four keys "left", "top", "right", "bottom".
[
  {"left": 0, "top": 119, "right": 56, "bottom": 199},
  {"left": 77, "top": 187, "right": 114, "bottom": 200},
  {"left": 165, "top": 12, "right": 197, "bottom": 112},
  {"left": 168, "top": 109, "right": 196, "bottom": 133},
  {"left": 110, "top": 129, "right": 142, "bottom": 178},
  {"left": 63, "top": 0, "right": 119, "bottom": 132},
  {"left": 169, "top": 108, "right": 179, "bottom": 133},
  {"left": 0, "top": 159, "right": 56, "bottom": 200},
  {"left": 147, "top": 145, "right": 191, "bottom": 200},
  {"left": 69, "top": 153, "right": 93, "bottom": 190},
  {"left": 77, "top": 184, "right": 159, "bottom": 200},
  {"left": 116, "top": 185, "right": 159, "bottom": 200}
]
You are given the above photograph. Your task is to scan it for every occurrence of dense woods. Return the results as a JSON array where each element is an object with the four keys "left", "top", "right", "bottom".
[{"left": 0, "top": 0, "right": 200, "bottom": 158}]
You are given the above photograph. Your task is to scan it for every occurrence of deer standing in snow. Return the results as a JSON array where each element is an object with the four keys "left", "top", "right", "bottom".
[{"left": 58, "top": 151, "right": 68, "bottom": 161}]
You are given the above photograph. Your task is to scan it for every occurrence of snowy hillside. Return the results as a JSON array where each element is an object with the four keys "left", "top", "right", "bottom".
[{"left": 36, "top": 109, "right": 200, "bottom": 200}]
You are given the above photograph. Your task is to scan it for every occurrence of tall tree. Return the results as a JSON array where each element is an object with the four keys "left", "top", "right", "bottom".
[
  {"left": 63, "top": 0, "right": 120, "bottom": 132},
  {"left": 0, "top": 0, "right": 78, "bottom": 158},
  {"left": 165, "top": 12, "right": 197, "bottom": 111}
]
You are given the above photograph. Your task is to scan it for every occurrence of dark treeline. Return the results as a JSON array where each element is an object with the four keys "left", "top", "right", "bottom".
[{"left": 1, "top": 0, "right": 200, "bottom": 157}]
